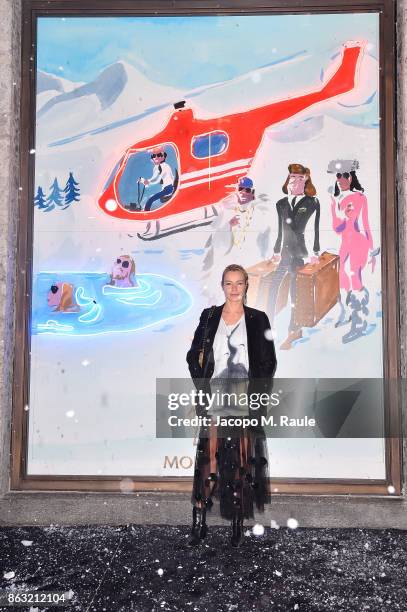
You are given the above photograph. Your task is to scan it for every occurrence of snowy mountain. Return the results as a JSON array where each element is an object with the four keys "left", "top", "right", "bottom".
[
  {"left": 37, "top": 70, "right": 85, "bottom": 113},
  {"left": 37, "top": 70, "right": 83, "bottom": 95},
  {"left": 37, "top": 61, "right": 183, "bottom": 132},
  {"left": 33, "top": 44, "right": 380, "bottom": 238},
  {"left": 37, "top": 71, "right": 65, "bottom": 95},
  {"left": 38, "top": 62, "right": 130, "bottom": 117},
  {"left": 36, "top": 46, "right": 378, "bottom": 152}
]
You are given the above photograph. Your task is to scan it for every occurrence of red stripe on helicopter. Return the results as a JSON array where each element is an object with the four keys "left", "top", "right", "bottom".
[
  {"left": 181, "top": 158, "right": 253, "bottom": 181},
  {"left": 179, "top": 167, "right": 250, "bottom": 189}
]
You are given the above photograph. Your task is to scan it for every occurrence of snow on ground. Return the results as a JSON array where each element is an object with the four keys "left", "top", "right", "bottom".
[{"left": 0, "top": 525, "right": 406, "bottom": 612}]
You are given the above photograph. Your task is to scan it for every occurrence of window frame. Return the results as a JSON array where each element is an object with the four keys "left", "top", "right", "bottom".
[
  {"left": 191, "top": 130, "right": 230, "bottom": 160},
  {"left": 11, "top": 0, "right": 401, "bottom": 496}
]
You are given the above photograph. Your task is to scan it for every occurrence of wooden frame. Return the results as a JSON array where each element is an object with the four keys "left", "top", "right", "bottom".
[{"left": 11, "top": 0, "right": 400, "bottom": 495}]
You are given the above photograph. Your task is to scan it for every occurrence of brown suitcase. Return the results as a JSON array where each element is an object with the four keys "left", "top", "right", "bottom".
[
  {"left": 294, "top": 251, "right": 340, "bottom": 327},
  {"left": 246, "top": 260, "right": 290, "bottom": 318}
]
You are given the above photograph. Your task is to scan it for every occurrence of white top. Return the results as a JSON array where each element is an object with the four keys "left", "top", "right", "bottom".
[
  {"left": 148, "top": 162, "right": 174, "bottom": 188},
  {"left": 209, "top": 314, "right": 250, "bottom": 417},
  {"left": 288, "top": 194, "right": 301, "bottom": 210},
  {"left": 212, "top": 314, "right": 249, "bottom": 379}
]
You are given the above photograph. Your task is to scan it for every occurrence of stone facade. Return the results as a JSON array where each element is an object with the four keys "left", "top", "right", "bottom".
[{"left": 0, "top": 0, "right": 405, "bottom": 526}]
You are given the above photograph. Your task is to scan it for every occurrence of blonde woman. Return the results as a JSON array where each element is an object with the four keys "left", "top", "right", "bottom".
[{"left": 186, "top": 264, "right": 277, "bottom": 547}]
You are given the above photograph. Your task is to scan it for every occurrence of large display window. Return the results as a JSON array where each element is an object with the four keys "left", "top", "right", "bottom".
[{"left": 11, "top": 0, "right": 400, "bottom": 495}]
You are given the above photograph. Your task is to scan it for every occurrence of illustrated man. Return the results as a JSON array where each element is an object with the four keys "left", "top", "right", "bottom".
[
  {"left": 269, "top": 163, "right": 320, "bottom": 350},
  {"left": 228, "top": 176, "right": 255, "bottom": 228},
  {"left": 202, "top": 176, "right": 257, "bottom": 281},
  {"left": 140, "top": 146, "right": 175, "bottom": 212},
  {"left": 236, "top": 176, "right": 255, "bottom": 205}
]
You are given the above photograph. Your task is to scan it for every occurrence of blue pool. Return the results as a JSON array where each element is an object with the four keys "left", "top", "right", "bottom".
[{"left": 32, "top": 272, "right": 193, "bottom": 336}]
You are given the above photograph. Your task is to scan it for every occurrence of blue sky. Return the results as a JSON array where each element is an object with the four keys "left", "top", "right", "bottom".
[{"left": 37, "top": 14, "right": 378, "bottom": 88}]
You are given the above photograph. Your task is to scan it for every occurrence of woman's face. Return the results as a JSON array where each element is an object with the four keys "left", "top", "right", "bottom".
[
  {"left": 288, "top": 173, "right": 307, "bottom": 196},
  {"left": 336, "top": 173, "right": 352, "bottom": 192},
  {"left": 222, "top": 270, "right": 247, "bottom": 303}
]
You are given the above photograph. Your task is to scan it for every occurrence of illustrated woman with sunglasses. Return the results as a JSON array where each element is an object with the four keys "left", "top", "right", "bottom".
[
  {"left": 109, "top": 255, "right": 137, "bottom": 287},
  {"left": 328, "top": 160, "right": 378, "bottom": 343},
  {"left": 139, "top": 146, "right": 175, "bottom": 212}
]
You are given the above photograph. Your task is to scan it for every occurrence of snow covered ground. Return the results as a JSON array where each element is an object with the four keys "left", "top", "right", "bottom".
[{"left": 1, "top": 524, "right": 406, "bottom": 611}]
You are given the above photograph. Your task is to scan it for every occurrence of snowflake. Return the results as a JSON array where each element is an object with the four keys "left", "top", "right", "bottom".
[
  {"left": 252, "top": 523, "right": 265, "bottom": 536},
  {"left": 264, "top": 329, "right": 274, "bottom": 341}
]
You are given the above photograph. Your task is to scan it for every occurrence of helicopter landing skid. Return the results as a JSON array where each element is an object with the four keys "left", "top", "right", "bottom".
[{"left": 137, "top": 217, "right": 214, "bottom": 241}]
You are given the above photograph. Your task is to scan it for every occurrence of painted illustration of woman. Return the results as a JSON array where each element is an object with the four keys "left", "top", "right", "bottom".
[
  {"left": 108, "top": 254, "right": 137, "bottom": 287},
  {"left": 47, "top": 282, "right": 80, "bottom": 313},
  {"left": 327, "top": 159, "right": 379, "bottom": 343}
]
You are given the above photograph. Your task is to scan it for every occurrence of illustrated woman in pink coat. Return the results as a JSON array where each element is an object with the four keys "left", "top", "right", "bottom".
[{"left": 328, "top": 160, "right": 379, "bottom": 343}]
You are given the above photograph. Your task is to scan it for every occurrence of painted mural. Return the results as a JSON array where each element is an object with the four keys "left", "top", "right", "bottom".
[{"left": 29, "top": 13, "right": 384, "bottom": 480}]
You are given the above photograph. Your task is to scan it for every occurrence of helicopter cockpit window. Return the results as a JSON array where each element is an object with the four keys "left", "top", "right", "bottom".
[
  {"left": 192, "top": 131, "right": 229, "bottom": 159},
  {"left": 117, "top": 144, "right": 179, "bottom": 212},
  {"left": 103, "top": 155, "right": 125, "bottom": 191}
]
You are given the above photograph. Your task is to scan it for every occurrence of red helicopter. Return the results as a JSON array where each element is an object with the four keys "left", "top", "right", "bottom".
[{"left": 98, "top": 41, "right": 364, "bottom": 240}]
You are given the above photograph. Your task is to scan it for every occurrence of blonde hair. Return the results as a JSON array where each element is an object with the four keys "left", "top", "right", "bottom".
[
  {"left": 56, "top": 283, "right": 79, "bottom": 312},
  {"left": 109, "top": 255, "right": 136, "bottom": 286},
  {"left": 221, "top": 264, "right": 249, "bottom": 304}
]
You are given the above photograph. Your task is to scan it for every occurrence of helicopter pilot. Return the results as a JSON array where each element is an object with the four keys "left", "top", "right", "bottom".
[{"left": 140, "top": 146, "right": 175, "bottom": 212}]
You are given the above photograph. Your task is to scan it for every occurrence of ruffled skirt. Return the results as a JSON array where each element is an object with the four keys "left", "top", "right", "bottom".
[{"left": 191, "top": 416, "right": 271, "bottom": 520}]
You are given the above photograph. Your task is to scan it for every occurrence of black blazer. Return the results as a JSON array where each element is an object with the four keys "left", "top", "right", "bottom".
[
  {"left": 186, "top": 304, "right": 277, "bottom": 382},
  {"left": 273, "top": 195, "right": 320, "bottom": 258}
]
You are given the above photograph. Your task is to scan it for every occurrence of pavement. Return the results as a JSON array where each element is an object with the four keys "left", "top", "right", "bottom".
[{"left": 0, "top": 524, "right": 406, "bottom": 611}]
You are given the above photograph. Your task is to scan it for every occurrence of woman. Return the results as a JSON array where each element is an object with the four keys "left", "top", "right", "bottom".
[
  {"left": 329, "top": 164, "right": 378, "bottom": 343},
  {"left": 186, "top": 264, "right": 277, "bottom": 547},
  {"left": 269, "top": 163, "right": 320, "bottom": 350}
]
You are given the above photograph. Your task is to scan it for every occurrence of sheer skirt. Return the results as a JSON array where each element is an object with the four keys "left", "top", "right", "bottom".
[{"left": 191, "top": 416, "right": 271, "bottom": 520}]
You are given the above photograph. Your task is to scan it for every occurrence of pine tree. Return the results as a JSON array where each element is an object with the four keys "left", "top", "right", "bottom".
[
  {"left": 34, "top": 186, "right": 47, "bottom": 209},
  {"left": 46, "top": 178, "right": 64, "bottom": 211},
  {"left": 63, "top": 172, "right": 80, "bottom": 208}
]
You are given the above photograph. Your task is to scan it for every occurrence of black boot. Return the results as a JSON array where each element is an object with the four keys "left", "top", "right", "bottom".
[
  {"left": 230, "top": 513, "right": 244, "bottom": 548},
  {"left": 187, "top": 506, "right": 207, "bottom": 546}
]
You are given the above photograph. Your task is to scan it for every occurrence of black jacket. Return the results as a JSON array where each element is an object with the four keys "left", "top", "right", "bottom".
[
  {"left": 186, "top": 305, "right": 277, "bottom": 416},
  {"left": 187, "top": 304, "right": 276, "bottom": 380},
  {"left": 273, "top": 195, "right": 320, "bottom": 258}
]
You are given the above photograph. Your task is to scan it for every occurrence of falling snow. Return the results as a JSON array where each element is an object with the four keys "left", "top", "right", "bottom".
[
  {"left": 252, "top": 524, "right": 265, "bottom": 536},
  {"left": 287, "top": 518, "right": 299, "bottom": 530}
]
